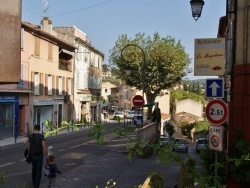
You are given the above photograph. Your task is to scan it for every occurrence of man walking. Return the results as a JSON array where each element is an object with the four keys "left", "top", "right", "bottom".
[{"left": 24, "top": 125, "right": 48, "bottom": 188}]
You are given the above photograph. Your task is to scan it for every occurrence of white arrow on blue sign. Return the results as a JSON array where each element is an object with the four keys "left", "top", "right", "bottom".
[
  {"left": 206, "top": 78, "right": 224, "bottom": 98},
  {"left": 133, "top": 116, "right": 143, "bottom": 125}
]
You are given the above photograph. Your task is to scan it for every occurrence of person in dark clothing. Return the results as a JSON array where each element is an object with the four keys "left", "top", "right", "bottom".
[
  {"left": 152, "top": 102, "right": 161, "bottom": 135},
  {"left": 24, "top": 125, "right": 48, "bottom": 188},
  {"left": 45, "top": 155, "right": 62, "bottom": 188}
]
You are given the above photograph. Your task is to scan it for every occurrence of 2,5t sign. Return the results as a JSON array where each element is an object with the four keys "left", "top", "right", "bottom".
[{"left": 206, "top": 99, "right": 228, "bottom": 125}]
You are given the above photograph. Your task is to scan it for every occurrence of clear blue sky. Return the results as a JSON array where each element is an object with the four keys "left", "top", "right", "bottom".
[{"left": 22, "top": 0, "right": 226, "bottom": 80}]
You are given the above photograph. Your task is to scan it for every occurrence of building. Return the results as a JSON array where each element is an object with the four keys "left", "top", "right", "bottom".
[
  {"left": 22, "top": 20, "right": 76, "bottom": 133},
  {"left": 53, "top": 24, "right": 104, "bottom": 124}
]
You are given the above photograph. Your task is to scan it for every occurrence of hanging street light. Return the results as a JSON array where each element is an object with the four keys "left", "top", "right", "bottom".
[{"left": 190, "top": 0, "right": 205, "bottom": 21}]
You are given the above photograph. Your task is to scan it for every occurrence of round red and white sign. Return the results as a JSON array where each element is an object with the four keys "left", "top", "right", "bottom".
[
  {"left": 132, "top": 95, "right": 144, "bottom": 107},
  {"left": 206, "top": 99, "right": 228, "bottom": 125}
]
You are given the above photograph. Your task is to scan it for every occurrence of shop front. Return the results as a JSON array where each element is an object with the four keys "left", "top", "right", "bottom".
[
  {"left": 0, "top": 95, "right": 19, "bottom": 139},
  {"left": 33, "top": 99, "right": 64, "bottom": 133}
]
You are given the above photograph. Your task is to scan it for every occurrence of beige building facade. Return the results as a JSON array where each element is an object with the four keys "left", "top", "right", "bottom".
[{"left": 22, "top": 21, "right": 76, "bottom": 133}]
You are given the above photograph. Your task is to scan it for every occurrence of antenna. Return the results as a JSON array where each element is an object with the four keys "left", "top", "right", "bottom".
[{"left": 42, "top": 0, "right": 49, "bottom": 16}]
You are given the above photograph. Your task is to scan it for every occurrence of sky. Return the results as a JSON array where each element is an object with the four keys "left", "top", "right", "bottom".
[{"left": 22, "top": 0, "right": 226, "bottom": 80}]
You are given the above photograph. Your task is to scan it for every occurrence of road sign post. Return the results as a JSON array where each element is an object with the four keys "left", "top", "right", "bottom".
[
  {"left": 205, "top": 99, "right": 228, "bottom": 125},
  {"left": 132, "top": 95, "right": 144, "bottom": 107}
]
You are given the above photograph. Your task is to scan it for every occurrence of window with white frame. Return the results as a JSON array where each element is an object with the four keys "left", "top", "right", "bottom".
[
  {"left": 47, "top": 75, "right": 53, "bottom": 95},
  {"left": 34, "top": 73, "right": 40, "bottom": 95},
  {"left": 58, "top": 76, "right": 63, "bottom": 95}
]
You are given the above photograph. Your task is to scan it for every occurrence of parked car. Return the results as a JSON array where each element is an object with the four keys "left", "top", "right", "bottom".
[
  {"left": 172, "top": 138, "right": 189, "bottom": 153},
  {"left": 123, "top": 110, "right": 130, "bottom": 118},
  {"left": 126, "top": 111, "right": 136, "bottom": 119},
  {"left": 113, "top": 111, "right": 124, "bottom": 120},
  {"left": 196, "top": 138, "right": 208, "bottom": 153},
  {"left": 160, "top": 136, "right": 169, "bottom": 146}
]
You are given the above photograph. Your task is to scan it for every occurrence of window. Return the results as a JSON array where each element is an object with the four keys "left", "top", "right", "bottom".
[
  {"left": 67, "top": 78, "right": 72, "bottom": 95},
  {"left": 58, "top": 76, "right": 63, "bottom": 95},
  {"left": 47, "top": 75, "right": 53, "bottom": 95},
  {"left": 48, "top": 43, "right": 53, "bottom": 60},
  {"left": 34, "top": 73, "right": 40, "bottom": 95},
  {"left": 34, "top": 37, "right": 40, "bottom": 57},
  {"left": 77, "top": 46, "right": 82, "bottom": 61}
]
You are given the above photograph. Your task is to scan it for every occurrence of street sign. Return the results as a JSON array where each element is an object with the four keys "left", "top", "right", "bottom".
[
  {"left": 206, "top": 99, "right": 228, "bottom": 125},
  {"left": 206, "top": 78, "right": 224, "bottom": 98},
  {"left": 132, "top": 95, "right": 144, "bottom": 107},
  {"left": 133, "top": 116, "right": 143, "bottom": 125},
  {"left": 209, "top": 125, "right": 224, "bottom": 151}
]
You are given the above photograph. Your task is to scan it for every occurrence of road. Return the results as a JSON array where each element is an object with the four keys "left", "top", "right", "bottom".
[{"left": 0, "top": 122, "right": 201, "bottom": 188}]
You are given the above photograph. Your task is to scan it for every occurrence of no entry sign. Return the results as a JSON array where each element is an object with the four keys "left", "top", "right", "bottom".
[
  {"left": 132, "top": 95, "right": 144, "bottom": 107},
  {"left": 206, "top": 99, "right": 228, "bottom": 125}
]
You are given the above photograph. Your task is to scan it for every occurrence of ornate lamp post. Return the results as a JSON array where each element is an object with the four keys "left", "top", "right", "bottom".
[
  {"left": 190, "top": 0, "right": 205, "bottom": 21},
  {"left": 120, "top": 44, "right": 146, "bottom": 98}
]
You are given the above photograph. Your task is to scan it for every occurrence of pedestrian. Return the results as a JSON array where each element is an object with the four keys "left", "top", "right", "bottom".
[
  {"left": 152, "top": 102, "right": 161, "bottom": 135},
  {"left": 44, "top": 155, "right": 62, "bottom": 188},
  {"left": 24, "top": 125, "right": 48, "bottom": 188}
]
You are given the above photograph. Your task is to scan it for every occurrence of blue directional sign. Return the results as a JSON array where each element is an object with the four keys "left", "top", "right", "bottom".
[
  {"left": 133, "top": 116, "right": 143, "bottom": 125},
  {"left": 206, "top": 78, "right": 224, "bottom": 98}
]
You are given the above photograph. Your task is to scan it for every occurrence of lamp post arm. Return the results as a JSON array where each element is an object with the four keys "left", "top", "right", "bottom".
[{"left": 120, "top": 44, "right": 146, "bottom": 98}]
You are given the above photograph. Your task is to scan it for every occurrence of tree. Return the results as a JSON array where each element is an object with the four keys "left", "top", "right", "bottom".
[
  {"left": 109, "top": 32, "right": 192, "bottom": 116},
  {"left": 102, "top": 64, "right": 109, "bottom": 72},
  {"left": 164, "top": 122, "right": 175, "bottom": 137}
]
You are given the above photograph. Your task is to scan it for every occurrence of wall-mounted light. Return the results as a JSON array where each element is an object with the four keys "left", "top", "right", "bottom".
[{"left": 190, "top": 0, "right": 205, "bottom": 21}]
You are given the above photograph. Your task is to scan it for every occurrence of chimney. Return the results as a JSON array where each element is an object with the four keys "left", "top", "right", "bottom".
[{"left": 40, "top": 17, "right": 53, "bottom": 34}]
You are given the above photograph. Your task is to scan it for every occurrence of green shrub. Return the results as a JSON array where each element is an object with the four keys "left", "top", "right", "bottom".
[{"left": 178, "top": 158, "right": 196, "bottom": 188}]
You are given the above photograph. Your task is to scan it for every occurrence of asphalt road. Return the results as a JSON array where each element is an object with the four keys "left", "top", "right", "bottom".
[{"left": 0, "top": 122, "right": 201, "bottom": 188}]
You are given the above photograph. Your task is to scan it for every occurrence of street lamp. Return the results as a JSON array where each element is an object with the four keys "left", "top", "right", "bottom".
[
  {"left": 190, "top": 0, "right": 205, "bottom": 21},
  {"left": 120, "top": 44, "right": 146, "bottom": 98}
]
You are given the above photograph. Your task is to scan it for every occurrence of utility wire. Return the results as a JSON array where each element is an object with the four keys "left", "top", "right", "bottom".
[{"left": 49, "top": 0, "right": 116, "bottom": 18}]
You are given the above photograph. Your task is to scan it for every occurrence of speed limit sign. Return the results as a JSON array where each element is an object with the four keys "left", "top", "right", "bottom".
[{"left": 206, "top": 99, "right": 228, "bottom": 125}]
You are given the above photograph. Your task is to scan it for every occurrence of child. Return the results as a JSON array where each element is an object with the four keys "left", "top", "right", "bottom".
[{"left": 44, "top": 155, "right": 62, "bottom": 188}]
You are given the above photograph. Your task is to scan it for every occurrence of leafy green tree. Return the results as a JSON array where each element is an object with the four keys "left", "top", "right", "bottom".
[
  {"left": 164, "top": 122, "right": 175, "bottom": 137},
  {"left": 102, "top": 64, "right": 109, "bottom": 71},
  {"left": 109, "top": 32, "right": 192, "bottom": 116}
]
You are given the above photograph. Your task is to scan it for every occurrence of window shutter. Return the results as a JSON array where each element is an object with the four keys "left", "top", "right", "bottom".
[
  {"left": 66, "top": 77, "right": 69, "bottom": 95},
  {"left": 45, "top": 74, "right": 48, "bottom": 95},
  {"left": 56, "top": 76, "right": 59, "bottom": 95},
  {"left": 48, "top": 43, "right": 53, "bottom": 60},
  {"left": 62, "top": 77, "right": 65, "bottom": 95},
  {"left": 31, "top": 71, "right": 35, "bottom": 94},
  {"left": 52, "top": 75, "right": 55, "bottom": 95},
  {"left": 39, "top": 73, "right": 44, "bottom": 95},
  {"left": 34, "top": 37, "right": 40, "bottom": 56}
]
